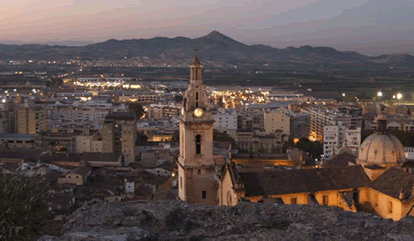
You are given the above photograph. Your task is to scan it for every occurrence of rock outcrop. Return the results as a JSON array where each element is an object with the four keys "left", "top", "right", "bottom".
[{"left": 39, "top": 199, "right": 414, "bottom": 241}]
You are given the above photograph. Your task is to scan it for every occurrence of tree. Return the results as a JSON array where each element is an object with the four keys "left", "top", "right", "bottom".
[
  {"left": 136, "top": 131, "right": 148, "bottom": 143},
  {"left": 213, "top": 130, "right": 236, "bottom": 146},
  {"left": 0, "top": 174, "right": 50, "bottom": 240},
  {"left": 129, "top": 103, "right": 144, "bottom": 119},
  {"left": 295, "top": 137, "right": 323, "bottom": 160}
]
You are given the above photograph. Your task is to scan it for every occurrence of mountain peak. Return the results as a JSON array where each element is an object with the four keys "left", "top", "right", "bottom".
[{"left": 204, "top": 30, "right": 229, "bottom": 40}]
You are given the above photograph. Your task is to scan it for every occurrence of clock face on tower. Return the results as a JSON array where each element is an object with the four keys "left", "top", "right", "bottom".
[{"left": 194, "top": 108, "right": 204, "bottom": 117}]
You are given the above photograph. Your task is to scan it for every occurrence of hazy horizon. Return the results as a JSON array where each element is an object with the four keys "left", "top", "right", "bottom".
[{"left": 1, "top": 0, "right": 413, "bottom": 55}]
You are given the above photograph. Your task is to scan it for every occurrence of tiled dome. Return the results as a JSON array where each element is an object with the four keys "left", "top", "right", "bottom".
[{"left": 357, "top": 132, "right": 406, "bottom": 165}]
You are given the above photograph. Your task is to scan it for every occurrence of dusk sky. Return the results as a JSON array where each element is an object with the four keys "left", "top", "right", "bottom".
[{"left": 0, "top": 0, "right": 413, "bottom": 54}]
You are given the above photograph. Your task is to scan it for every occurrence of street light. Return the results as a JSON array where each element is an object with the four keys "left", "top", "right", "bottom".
[
  {"left": 397, "top": 93, "right": 403, "bottom": 105},
  {"left": 342, "top": 93, "right": 346, "bottom": 97},
  {"left": 393, "top": 95, "right": 396, "bottom": 99},
  {"left": 377, "top": 91, "right": 383, "bottom": 97}
]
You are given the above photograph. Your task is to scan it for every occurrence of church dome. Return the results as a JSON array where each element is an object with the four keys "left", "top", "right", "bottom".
[{"left": 357, "top": 132, "right": 406, "bottom": 165}]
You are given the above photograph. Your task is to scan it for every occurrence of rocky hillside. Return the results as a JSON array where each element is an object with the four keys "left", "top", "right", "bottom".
[{"left": 39, "top": 199, "right": 414, "bottom": 241}]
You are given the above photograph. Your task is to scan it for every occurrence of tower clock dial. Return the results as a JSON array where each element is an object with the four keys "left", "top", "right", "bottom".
[{"left": 194, "top": 108, "right": 204, "bottom": 117}]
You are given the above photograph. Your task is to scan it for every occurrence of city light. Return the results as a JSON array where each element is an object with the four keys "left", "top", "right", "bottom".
[
  {"left": 377, "top": 91, "right": 383, "bottom": 97},
  {"left": 397, "top": 93, "right": 403, "bottom": 100},
  {"left": 342, "top": 93, "right": 346, "bottom": 97}
]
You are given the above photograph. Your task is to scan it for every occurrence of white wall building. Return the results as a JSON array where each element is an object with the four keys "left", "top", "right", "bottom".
[
  {"left": 323, "top": 122, "right": 361, "bottom": 160},
  {"left": 213, "top": 108, "right": 237, "bottom": 135},
  {"left": 404, "top": 147, "right": 414, "bottom": 160}
]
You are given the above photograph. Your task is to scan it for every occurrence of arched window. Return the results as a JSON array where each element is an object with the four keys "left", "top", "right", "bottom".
[
  {"left": 196, "top": 92, "right": 199, "bottom": 101},
  {"left": 195, "top": 135, "right": 201, "bottom": 154},
  {"left": 197, "top": 169, "right": 202, "bottom": 175}
]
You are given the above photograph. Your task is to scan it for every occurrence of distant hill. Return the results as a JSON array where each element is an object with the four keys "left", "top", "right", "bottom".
[{"left": 0, "top": 31, "right": 411, "bottom": 65}]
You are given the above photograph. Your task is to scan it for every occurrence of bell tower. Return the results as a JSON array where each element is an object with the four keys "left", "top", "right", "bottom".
[{"left": 178, "top": 54, "right": 217, "bottom": 205}]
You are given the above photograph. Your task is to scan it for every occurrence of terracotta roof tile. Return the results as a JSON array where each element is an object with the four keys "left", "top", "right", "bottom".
[{"left": 370, "top": 168, "right": 414, "bottom": 199}]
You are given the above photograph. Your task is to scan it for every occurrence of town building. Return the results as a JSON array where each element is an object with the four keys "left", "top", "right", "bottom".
[
  {"left": 0, "top": 133, "right": 36, "bottom": 149},
  {"left": 147, "top": 102, "right": 181, "bottom": 119},
  {"left": 323, "top": 123, "right": 361, "bottom": 160},
  {"left": 289, "top": 113, "right": 310, "bottom": 139},
  {"left": 264, "top": 109, "right": 290, "bottom": 135},
  {"left": 0, "top": 110, "right": 15, "bottom": 133},
  {"left": 237, "top": 112, "right": 264, "bottom": 131},
  {"left": 305, "top": 106, "right": 362, "bottom": 142},
  {"left": 213, "top": 108, "right": 237, "bottom": 135},
  {"left": 15, "top": 107, "right": 46, "bottom": 134},
  {"left": 234, "top": 130, "right": 284, "bottom": 154},
  {"left": 101, "top": 112, "right": 137, "bottom": 164},
  {"left": 75, "top": 135, "right": 103, "bottom": 153}
]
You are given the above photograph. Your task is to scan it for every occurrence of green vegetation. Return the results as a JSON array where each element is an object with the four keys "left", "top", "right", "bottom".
[
  {"left": 0, "top": 174, "right": 51, "bottom": 240},
  {"left": 128, "top": 103, "right": 144, "bottom": 119},
  {"left": 295, "top": 138, "right": 323, "bottom": 160}
]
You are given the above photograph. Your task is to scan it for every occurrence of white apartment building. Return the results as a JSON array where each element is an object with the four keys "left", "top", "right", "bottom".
[
  {"left": 147, "top": 103, "right": 181, "bottom": 119},
  {"left": 213, "top": 108, "right": 237, "bottom": 135},
  {"left": 323, "top": 122, "right": 361, "bottom": 161},
  {"left": 47, "top": 106, "right": 111, "bottom": 130},
  {"left": 305, "top": 107, "right": 362, "bottom": 142}
]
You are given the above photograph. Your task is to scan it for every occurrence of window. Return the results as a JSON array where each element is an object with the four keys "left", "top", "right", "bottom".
[
  {"left": 195, "top": 135, "right": 201, "bottom": 154},
  {"left": 202, "top": 191, "right": 207, "bottom": 199},
  {"left": 180, "top": 177, "right": 182, "bottom": 189},
  {"left": 387, "top": 201, "right": 393, "bottom": 213},
  {"left": 196, "top": 92, "right": 199, "bottom": 101},
  {"left": 322, "top": 195, "right": 329, "bottom": 206},
  {"left": 197, "top": 169, "right": 202, "bottom": 175},
  {"left": 291, "top": 197, "right": 297, "bottom": 204}
]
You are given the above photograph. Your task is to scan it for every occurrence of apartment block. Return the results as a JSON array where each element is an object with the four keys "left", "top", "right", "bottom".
[
  {"left": 264, "top": 110, "right": 290, "bottom": 135},
  {"left": 101, "top": 112, "right": 137, "bottom": 164},
  {"left": 15, "top": 107, "right": 46, "bottom": 134},
  {"left": 213, "top": 108, "right": 237, "bottom": 134},
  {"left": 323, "top": 123, "right": 361, "bottom": 160}
]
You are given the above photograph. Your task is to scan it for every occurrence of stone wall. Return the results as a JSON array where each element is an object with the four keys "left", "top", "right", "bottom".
[{"left": 39, "top": 199, "right": 414, "bottom": 241}]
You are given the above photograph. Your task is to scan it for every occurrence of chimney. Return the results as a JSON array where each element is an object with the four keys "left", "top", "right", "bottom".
[{"left": 399, "top": 188, "right": 405, "bottom": 200}]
